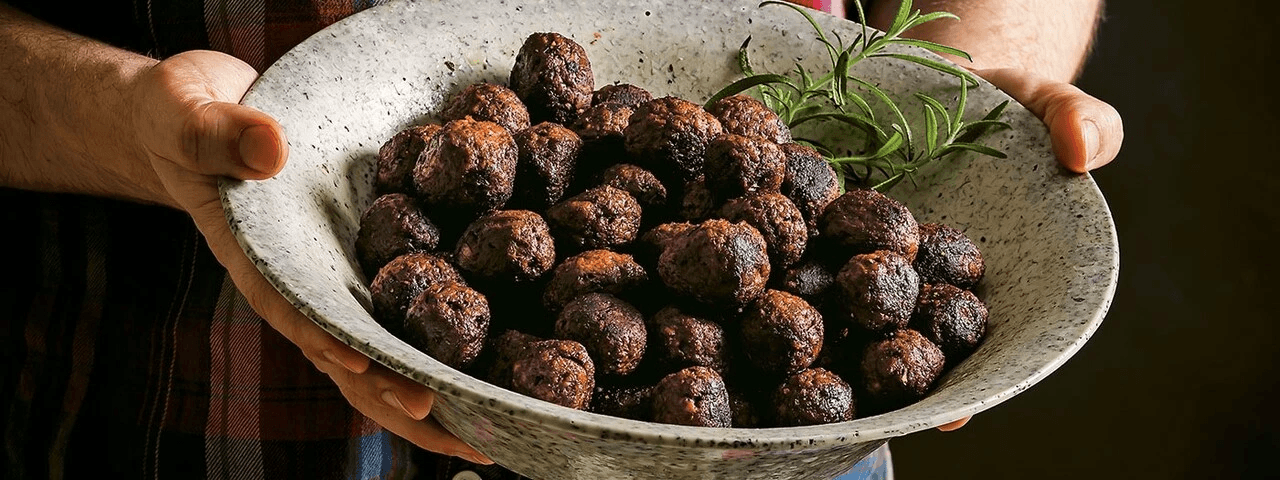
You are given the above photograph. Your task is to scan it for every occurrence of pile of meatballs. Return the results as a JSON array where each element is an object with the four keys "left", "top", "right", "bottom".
[{"left": 357, "top": 32, "right": 990, "bottom": 429}]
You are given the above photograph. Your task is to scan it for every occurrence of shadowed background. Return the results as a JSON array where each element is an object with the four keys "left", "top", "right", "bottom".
[{"left": 891, "top": 0, "right": 1280, "bottom": 478}]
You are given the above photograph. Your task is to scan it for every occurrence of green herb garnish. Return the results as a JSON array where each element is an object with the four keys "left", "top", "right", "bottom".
[{"left": 705, "top": 0, "right": 1011, "bottom": 192}]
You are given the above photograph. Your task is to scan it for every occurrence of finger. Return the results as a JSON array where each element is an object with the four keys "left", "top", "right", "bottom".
[
  {"left": 937, "top": 416, "right": 972, "bottom": 432},
  {"left": 133, "top": 50, "right": 288, "bottom": 180},
  {"left": 974, "top": 68, "right": 1124, "bottom": 172}
]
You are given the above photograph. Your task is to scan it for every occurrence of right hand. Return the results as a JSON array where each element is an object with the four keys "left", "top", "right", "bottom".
[{"left": 129, "top": 50, "right": 492, "bottom": 465}]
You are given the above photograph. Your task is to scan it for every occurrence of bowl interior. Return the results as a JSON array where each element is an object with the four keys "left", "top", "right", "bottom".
[{"left": 221, "top": 0, "right": 1116, "bottom": 452}]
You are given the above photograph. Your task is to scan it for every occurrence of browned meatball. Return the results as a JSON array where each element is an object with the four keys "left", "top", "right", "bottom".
[
  {"left": 369, "top": 252, "right": 464, "bottom": 331},
  {"left": 355, "top": 193, "right": 440, "bottom": 277},
  {"left": 778, "top": 260, "right": 836, "bottom": 302},
  {"left": 836, "top": 251, "right": 921, "bottom": 333},
  {"left": 911, "top": 283, "right": 988, "bottom": 361},
  {"left": 590, "top": 384, "right": 654, "bottom": 421},
  {"left": 511, "top": 339, "right": 595, "bottom": 410},
  {"left": 542, "top": 249, "right": 648, "bottom": 311},
  {"left": 779, "top": 143, "right": 840, "bottom": 234},
  {"left": 648, "top": 306, "right": 730, "bottom": 373},
  {"left": 915, "top": 223, "right": 985, "bottom": 290},
  {"left": 633, "top": 222, "right": 694, "bottom": 271},
  {"left": 860, "top": 329, "right": 945, "bottom": 412},
  {"left": 439, "top": 82, "right": 531, "bottom": 133},
  {"left": 774, "top": 368, "right": 855, "bottom": 427},
  {"left": 740, "top": 289, "right": 824, "bottom": 376},
  {"left": 509, "top": 32, "right": 594, "bottom": 125},
  {"left": 820, "top": 189, "right": 920, "bottom": 261},
  {"left": 545, "top": 185, "right": 642, "bottom": 251},
  {"left": 484, "top": 329, "right": 544, "bottom": 389},
  {"left": 510, "top": 122, "right": 582, "bottom": 210},
  {"left": 651, "top": 366, "right": 732, "bottom": 428},
  {"left": 676, "top": 178, "right": 717, "bottom": 222},
  {"left": 624, "top": 96, "right": 724, "bottom": 183},
  {"left": 454, "top": 210, "right": 555, "bottom": 283},
  {"left": 706, "top": 94, "right": 792, "bottom": 144},
  {"left": 413, "top": 118, "right": 517, "bottom": 218},
  {"left": 719, "top": 192, "right": 807, "bottom": 269},
  {"left": 376, "top": 125, "right": 440, "bottom": 195},
  {"left": 704, "top": 134, "right": 785, "bottom": 200},
  {"left": 572, "top": 102, "right": 633, "bottom": 176},
  {"left": 555, "top": 293, "right": 647, "bottom": 377},
  {"left": 657, "top": 219, "right": 771, "bottom": 308},
  {"left": 404, "top": 281, "right": 490, "bottom": 370},
  {"left": 600, "top": 163, "right": 668, "bottom": 208},
  {"left": 592, "top": 83, "right": 653, "bottom": 107}
]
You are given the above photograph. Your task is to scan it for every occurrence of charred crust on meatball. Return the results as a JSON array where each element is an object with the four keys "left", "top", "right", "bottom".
[
  {"left": 439, "top": 82, "right": 532, "bottom": 133},
  {"left": 509, "top": 32, "right": 595, "bottom": 125}
]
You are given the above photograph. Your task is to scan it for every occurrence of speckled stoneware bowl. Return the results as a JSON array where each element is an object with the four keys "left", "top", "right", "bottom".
[{"left": 219, "top": 1, "right": 1118, "bottom": 478}]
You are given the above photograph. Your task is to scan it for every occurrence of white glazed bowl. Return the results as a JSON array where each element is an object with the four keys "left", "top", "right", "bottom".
[{"left": 220, "top": 1, "right": 1118, "bottom": 479}]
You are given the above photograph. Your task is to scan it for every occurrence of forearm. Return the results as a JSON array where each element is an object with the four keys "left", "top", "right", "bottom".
[
  {"left": 0, "top": 3, "right": 171, "bottom": 206},
  {"left": 866, "top": 0, "right": 1104, "bottom": 82}
]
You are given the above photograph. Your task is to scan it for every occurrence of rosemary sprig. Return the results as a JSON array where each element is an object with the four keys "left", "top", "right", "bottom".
[{"left": 705, "top": 0, "right": 1011, "bottom": 192}]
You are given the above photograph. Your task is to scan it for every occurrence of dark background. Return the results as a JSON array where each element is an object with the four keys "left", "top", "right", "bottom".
[{"left": 892, "top": 1, "right": 1280, "bottom": 478}]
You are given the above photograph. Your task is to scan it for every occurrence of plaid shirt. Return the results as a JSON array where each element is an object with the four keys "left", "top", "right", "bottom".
[{"left": 1, "top": 1, "right": 890, "bottom": 479}]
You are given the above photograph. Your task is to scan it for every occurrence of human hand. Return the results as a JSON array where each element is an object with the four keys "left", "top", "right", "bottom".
[
  {"left": 129, "top": 50, "right": 491, "bottom": 465},
  {"left": 974, "top": 68, "right": 1124, "bottom": 173}
]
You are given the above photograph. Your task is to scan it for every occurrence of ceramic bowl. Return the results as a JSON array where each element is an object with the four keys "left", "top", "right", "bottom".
[{"left": 220, "top": 1, "right": 1118, "bottom": 478}]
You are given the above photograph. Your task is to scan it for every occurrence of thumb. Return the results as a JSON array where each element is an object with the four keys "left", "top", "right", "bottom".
[
  {"left": 133, "top": 50, "right": 288, "bottom": 181},
  {"left": 973, "top": 68, "right": 1124, "bottom": 173}
]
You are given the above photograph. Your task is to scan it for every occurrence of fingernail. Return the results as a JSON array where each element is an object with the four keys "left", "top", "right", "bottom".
[
  {"left": 382, "top": 390, "right": 416, "bottom": 418},
  {"left": 238, "top": 124, "right": 280, "bottom": 174},
  {"left": 1082, "top": 119, "right": 1101, "bottom": 170},
  {"left": 322, "top": 350, "right": 361, "bottom": 374}
]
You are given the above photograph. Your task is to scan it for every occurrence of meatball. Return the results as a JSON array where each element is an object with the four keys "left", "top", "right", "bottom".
[
  {"left": 836, "top": 251, "right": 921, "bottom": 333},
  {"left": 509, "top": 32, "right": 594, "bottom": 125},
  {"left": 599, "top": 163, "right": 668, "bottom": 208},
  {"left": 511, "top": 339, "right": 596, "bottom": 410},
  {"left": 484, "top": 329, "right": 544, "bottom": 389},
  {"left": 648, "top": 306, "right": 731, "bottom": 373},
  {"left": 739, "top": 289, "right": 824, "bottom": 376},
  {"left": 545, "top": 185, "right": 642, "bottom": 251},
  {"left": 911, "top": 283, "right": 988, "bottom": 361},
  {"left": 555, "top": 293, "right": 647, "bottom": 377},
  {"left": 706, "top": 94, "right": 792, "bottom": 144},
  {"left": 590, "top": 384, "right": 654, "bottom": 421},
  {"left": 354, "top": 193, "right": 441, "bottom": 277},
  {"left": 860, "top": 329, "right": 945, "bottom": 411},
  {"left": 571, "top": 102, "right": 634, "bottom": 177},
  {"left": 624, "top": 96, "right": 724, "bottom": 183},
  {"left": 510, "top": 122, "right": 582, "bottom": 210},
  {"left": 718, "top": 192, "right": 807, "bottom": 269},
  {"left": 438, "top": 82, "right": 531, "bottom": 133},
  {"left": 774, "top": 368, "right": 855, "bottom": 427},
  {"left": 703, "top": 134, "right": 786, "bottom": 200},
  {"left": 592, "top": 83, "right": 653, "bottom": 107},
  {"left": 820, "top": 189, "right": 920, "bottom": 261},
  {"left": 650, "top": 366, "right": 732, "bottom": 428},
  {"left": 454, "top": 210, "right": 555, "bottom": 283},
  {"left": 403, "top": 281, "right": 490, "bottom": 370},
  {"left": 413, "top": 118, "right": 517, "bottom": 218},
  {"left": 376, "top": 124, "right": 439, "bottom": 195},
  {"left": 778, "top": 260, "right": 836, "bottom": 302},
  {"left": 657, "top": 219, "right": 771, "bottom": 308},
  {"left": 914, "top": 223, "right": 985, "bottom": 290},
  {"left": 369, "top": 252, "right": 464, "bottom": 331},
  {"left": 542, "top": 249, "right": 648, "bottom": 311},
  {"left": 676, "top": 178, "right": 717, "bottom": 222},
  {"left": 635, "top": 222, "right": 693, "bottom": 264},
  {"left": 779, "top": 143, "right": 840, "bottom": 233}
]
